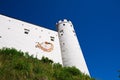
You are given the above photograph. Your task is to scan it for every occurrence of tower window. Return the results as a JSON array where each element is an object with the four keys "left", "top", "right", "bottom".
[
  {"left": 63, "top": 24, "right": 65, "bottom": 26},
  {"left": 73, "top": 30, "right": 75, "bottom": 33},
  {"left": 60, "top": 34, "right": 63, "bottom": 36},
  {"left": 60, "top": 30, "right": 64, "bottom": 33},
  {"left": 24, "top": 29, "right": 30, "bottom": 34},
  {"left": 0, "top": 36, "right": 2, "bottom": 38}
]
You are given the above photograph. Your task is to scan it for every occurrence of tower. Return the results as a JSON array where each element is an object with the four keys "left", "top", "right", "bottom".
[{"left": 56, "top": 19, "right": 90, "bottom": 75}]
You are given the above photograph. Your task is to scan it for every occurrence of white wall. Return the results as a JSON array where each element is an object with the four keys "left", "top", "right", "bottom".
[
  {"left": 0, "top": 15, "right": 90, "bottom": 75},
  {"left": 0, "top": 15, "right": 63, "bottom": 64},
  {"left": 57, "top": 19, "right": 90, "bottom": 75}
]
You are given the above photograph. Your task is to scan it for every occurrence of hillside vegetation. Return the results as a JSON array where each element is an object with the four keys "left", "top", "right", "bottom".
[{"left": 0, "top": 48, "right": 95, "bottom": 80}]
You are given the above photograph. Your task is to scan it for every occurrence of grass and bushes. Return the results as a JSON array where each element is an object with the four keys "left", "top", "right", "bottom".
[{"left": 0, "top": 48, "right": 95, "bottom": 80}]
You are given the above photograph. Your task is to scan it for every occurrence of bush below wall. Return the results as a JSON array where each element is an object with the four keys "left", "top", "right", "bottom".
[{"left": 0, "top": 48, "right": 94, "bottom": 80}]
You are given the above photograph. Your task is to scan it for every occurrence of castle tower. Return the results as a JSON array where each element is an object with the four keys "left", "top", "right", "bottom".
[{"left": 56, "top": 19, "right": 90, "bottom": 75}]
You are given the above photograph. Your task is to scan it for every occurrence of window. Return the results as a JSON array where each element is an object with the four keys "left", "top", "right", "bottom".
[
  {"left": 60, "top": 34, "right": 63, "bottom": 36},
  {"left": 41, "top": 30, "right": 43, "bottom": 32},
  {"left": 60, "top": 30, "right": 64, "bottom": 33},
  {"left": 73, "top": 30, "right": 75, "bottom": 33},
  {"left": 50, "top": 36, "right": 55, "bottom": 41},
  {"left": 63, "top": 24, "right": 65, "bottom": 26},
  {"left": 8, "top": 28, "right": 10, "bottom": 29},
  {"left": 0, "top": 36, "right": 2, "bottom": 38},
  {"left": 60, "top": 30, "right": 64, "bottom": 36},
  {"left": 24, "top": 32, "right": 28, "bottom": 34},
  {"left": 24, "top": 29, "right": 30, "bottom": 34}
]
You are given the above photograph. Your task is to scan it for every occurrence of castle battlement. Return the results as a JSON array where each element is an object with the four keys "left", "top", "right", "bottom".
[{"left": 56, "top": 19, "right": 72, "bottom": 26}]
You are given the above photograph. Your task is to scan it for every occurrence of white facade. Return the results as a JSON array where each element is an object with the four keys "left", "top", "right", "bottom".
[
  {"left": 0, "top": 14, "right": 89, "bottom": 75},
  {"left": 0, "top": 15, "right": 62, "bottom": 64}
]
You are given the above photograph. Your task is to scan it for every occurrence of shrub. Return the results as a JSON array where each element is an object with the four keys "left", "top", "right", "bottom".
[
  {"left": 63, "top": 66, "right": 81, "bottom": 76},
  {"left": 0, "top": 48, "right": 94, "bottom": 80}
]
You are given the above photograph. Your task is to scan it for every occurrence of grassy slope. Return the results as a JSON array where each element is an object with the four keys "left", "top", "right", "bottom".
[{"left": 0, "top": 48, "right": 95, "bottom": 80}]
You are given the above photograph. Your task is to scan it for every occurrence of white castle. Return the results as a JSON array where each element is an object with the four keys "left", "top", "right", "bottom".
[{"left": 0, "top": 14, "right": 90, "bottom": 75}]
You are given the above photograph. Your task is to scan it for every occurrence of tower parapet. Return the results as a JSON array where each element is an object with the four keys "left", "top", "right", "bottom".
[
  {"left": 56, "top": 19, "right": 72, "bottom": 25},
  {"left": 56, "top": 19, "right": 90, "bottom": 75}
]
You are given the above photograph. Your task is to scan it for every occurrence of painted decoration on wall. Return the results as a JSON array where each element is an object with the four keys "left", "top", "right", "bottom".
[{"left": 35, "top": 41, "right": 54, "bottom": 52}]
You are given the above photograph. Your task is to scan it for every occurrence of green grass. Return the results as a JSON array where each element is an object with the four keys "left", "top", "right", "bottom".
[{"left": 0, "top": 48, "right": 95, "bottom": 80}]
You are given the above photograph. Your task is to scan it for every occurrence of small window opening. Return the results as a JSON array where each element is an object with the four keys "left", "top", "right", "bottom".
[
  {"left": 61, "top": 34, "right": 63, "bottom": 36},
  {"left": 50, "top": 36, "right": 55, "bottom": 41},
  {"left": 60, "top": 30, "right": 64, "bottom": 33},
  {"left": 8, "top": 28, "right": 11, "bottom": 30},
  {"left": 25, "top": 32, "right": 28, "bottom": 34},
  {"left": 63, "top": 43, "right": 65, "bottom": 45},
  {"left": 0, "top": 36, "right": 2, "bottom": 38},
  {"left": 63, "top": 24, "right": 65, "bottom": 26},
  {"left": 24, "top": 29, "right": 30, "bottom": 34},
  {"left": 41, "top": 30, "right": 43, "bottom": 32}
]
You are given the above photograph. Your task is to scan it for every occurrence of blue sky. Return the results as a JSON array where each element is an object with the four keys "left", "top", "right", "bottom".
[{"left": 0, "top": 0, "right": 120, "bottom": 80}]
